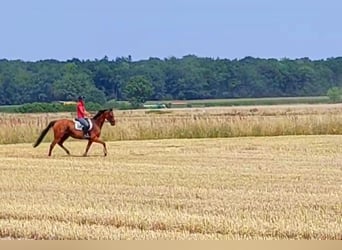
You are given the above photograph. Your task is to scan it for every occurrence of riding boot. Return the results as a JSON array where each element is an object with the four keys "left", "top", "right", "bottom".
[{"left": 82, "top": 127, "right": 90, "bottom": 139}]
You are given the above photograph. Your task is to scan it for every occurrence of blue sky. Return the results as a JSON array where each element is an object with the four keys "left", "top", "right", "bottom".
[{"left": 1, "top": 0, "right": 341, "bottom": 61}]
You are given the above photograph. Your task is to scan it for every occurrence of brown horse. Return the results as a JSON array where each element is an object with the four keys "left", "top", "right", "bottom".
[{"left": 33, "top": 109, "right": 116, "bottom": 157}]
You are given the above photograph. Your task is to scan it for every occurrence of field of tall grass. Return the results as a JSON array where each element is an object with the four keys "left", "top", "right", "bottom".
[
  {"left": 1, "top": 103, "right": 342, "bottom": 144},
  {"left": 0, "top": 136, "right": 341, "bottom": 239}
]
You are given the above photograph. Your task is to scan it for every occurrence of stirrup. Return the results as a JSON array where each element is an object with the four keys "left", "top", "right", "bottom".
[{"left": 83, "top": 132, "right": 90, "bottom": 139}]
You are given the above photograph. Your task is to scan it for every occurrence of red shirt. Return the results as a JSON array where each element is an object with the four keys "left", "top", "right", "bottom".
[{"left": 77, "top": 101, "right": 86, "bottom": 118}]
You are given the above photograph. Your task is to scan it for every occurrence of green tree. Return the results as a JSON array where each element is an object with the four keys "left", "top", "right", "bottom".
[
  {"left": 124, "top": 76, "right": 153, "bottom": 108},
  {"left": 51, "top": 63, "right": 106, "bottom": 104},
  {"left": 3, "top": 56, "right": 342, "bottom": 106}
]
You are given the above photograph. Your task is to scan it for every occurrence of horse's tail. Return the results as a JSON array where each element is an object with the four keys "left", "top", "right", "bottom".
[{"left": 33, "top": 120, "right": 57, "bottom": 148}]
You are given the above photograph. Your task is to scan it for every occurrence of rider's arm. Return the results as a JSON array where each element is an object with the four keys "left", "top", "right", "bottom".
[
  {"left": 83, "top": 107, "right": 91, "bottom": 117},
  {"left": 77, "top": 103, "right": 88, "bottom": 117}
]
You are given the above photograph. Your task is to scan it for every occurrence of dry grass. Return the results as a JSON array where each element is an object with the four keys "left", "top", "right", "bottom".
[
  {"left": 0, "top": 135, "right": 341, "bottom": 239},
  {"left": 2, "top": 103, "right": 342, "bottom": 144}
]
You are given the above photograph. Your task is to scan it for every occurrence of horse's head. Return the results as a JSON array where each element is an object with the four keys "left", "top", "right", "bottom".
[
  {"left": 104, "top": 108, "right": 116, "bottom": 126},
  {"left": 93, "top": 108, "right": 116, "bottom": 126}
]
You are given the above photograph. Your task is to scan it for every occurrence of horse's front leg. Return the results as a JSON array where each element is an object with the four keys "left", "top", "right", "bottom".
[
  {"left": 83, "top": 140, "right": 93, "bottom": 157},
  {"left": 91, "top": 137, "right": 107, "bottom": 156}
]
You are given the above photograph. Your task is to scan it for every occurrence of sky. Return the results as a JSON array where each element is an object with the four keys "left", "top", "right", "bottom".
[{"left": 0, "top": 0, "right": 341, "bottom": 62}]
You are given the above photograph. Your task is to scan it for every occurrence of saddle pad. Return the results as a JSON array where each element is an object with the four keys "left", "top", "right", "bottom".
[{"left": 74, "top": 118, "right": 93, "bottom": 131}]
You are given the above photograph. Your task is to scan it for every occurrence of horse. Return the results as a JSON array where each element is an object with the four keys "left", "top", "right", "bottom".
[{"left": 33, "top": 109, "right": 116, "bottom": 157}]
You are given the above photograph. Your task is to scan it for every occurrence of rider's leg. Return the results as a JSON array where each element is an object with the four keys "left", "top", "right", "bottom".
[{"left": 79, "top": 118, "right": 90, "bottom": 138}]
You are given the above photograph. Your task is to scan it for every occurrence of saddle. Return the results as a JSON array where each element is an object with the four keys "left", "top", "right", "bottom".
[{"left": 74, "top": 118, "right": 93, "bottom": 131}]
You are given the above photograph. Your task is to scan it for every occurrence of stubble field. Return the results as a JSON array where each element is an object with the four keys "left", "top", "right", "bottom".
[{"left": 0, "top": 133, "right": 341, "bottom": 239}]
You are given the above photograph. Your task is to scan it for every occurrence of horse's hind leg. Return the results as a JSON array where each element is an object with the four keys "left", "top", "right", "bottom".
[
  {"left": 48, "top": 138, "right": 59, "bottom": 156},
  {"left": 49, "top": 132, "right": 69, "bottom": 156},
  {"left": 58, "top": 134, "right": 70, "bottom": 155}
]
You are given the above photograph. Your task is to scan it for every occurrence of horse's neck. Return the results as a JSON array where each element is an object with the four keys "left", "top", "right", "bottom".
[{"left": 93, "top": 115, "right": 106, "bottom": 129}]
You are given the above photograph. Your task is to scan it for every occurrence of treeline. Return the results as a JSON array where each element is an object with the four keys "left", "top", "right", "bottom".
[{"left": 1, "top": 55, "right": 342, "bottom": 105}]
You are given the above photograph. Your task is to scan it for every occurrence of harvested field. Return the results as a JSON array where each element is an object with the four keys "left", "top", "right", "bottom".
[{"left": 0, "top": 135, "right": 341, "bottom": 239}]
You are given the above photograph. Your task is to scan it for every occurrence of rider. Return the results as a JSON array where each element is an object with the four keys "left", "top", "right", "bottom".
[{"left": 76, "top": 96, "right": 91, "bottom": 138}]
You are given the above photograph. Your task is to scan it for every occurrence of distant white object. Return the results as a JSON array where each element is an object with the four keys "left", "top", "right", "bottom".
[{"left": 143, "top": 104, "right": 167, "bottom": 109}]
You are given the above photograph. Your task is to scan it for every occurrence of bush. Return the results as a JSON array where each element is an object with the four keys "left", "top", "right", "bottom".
[{"left": 327, "top": 87, "right": 342, "bottom": 103}]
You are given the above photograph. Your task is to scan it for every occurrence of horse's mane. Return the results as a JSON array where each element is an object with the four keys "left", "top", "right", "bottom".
[{"left": 92, "top": 109, "right": 112, "bottom": 120}]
